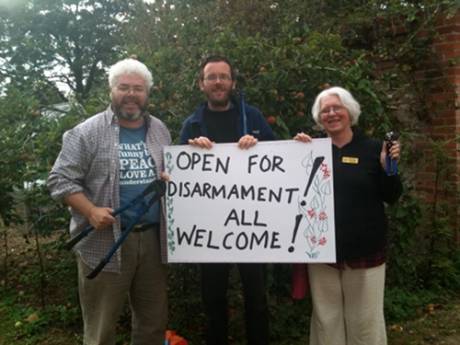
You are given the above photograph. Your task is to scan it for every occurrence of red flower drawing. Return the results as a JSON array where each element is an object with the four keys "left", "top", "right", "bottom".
[
  {"left": 320, "top": 163, "right": 331, "bottom": 179},
  {"left": 319, "top": 211, "right": 327, "bottom": 220}
]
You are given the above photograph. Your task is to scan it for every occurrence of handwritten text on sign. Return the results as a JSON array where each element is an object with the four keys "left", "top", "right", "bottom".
[{"left": 164, "top": 139, "right": 335, "bottom": 263}]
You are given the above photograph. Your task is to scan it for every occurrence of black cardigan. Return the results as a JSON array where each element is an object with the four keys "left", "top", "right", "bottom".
[{"left": 331, "top": 130, "right": 402, "bottom": 261}]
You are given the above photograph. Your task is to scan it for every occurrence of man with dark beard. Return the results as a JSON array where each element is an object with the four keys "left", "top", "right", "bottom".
[
  {"left": 180, "top": 55, "right": 274, "bottom": 345},
  {"left": 48, "top": 58, "right": 170, "bottom": 345}
]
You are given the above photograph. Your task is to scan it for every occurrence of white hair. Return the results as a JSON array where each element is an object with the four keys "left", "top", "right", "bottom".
[
  {"left": 108, "top": 58, "right": 153, "bottom": 90},
  {"left": 311, "top": 86, "right": 361, "bottom": 129}
]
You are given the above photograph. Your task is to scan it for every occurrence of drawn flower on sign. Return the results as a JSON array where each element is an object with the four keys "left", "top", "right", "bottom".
[
  {"left": 319, "top": 211, "right": 327, "bottom": 221},
  {"left": 293, "top": 151, "right": 332, "bottom": 259},
  {"left": 320, "top": 163, "right": 331, "bottom": 179}
]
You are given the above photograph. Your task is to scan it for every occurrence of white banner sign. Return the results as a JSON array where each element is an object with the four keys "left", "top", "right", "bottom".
[{"left": 164, "top": 139, "right": 335, "bottom": 263}]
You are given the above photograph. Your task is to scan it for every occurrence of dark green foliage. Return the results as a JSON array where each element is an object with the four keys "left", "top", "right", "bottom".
[
  {"left": 386, "top": 192, "right": 424, "bottom": 290},
  {"left": 0, "top": 0, "right": 459, "bottom": 343},
  {"left": 384, "top": 287, "right": 438, "bottom": 322},
  {"left": 0, "top": 238, "right": 81, "bottom": 344},
  {"left": 0, "top": 0, "right": 131, "bottom": 101},
  {"left": 267, "top": 264, "right": 310, "bottom": 343},
  {"left": 167, "top": 264, "right": 205, "bottom": 343},
  {"left": 416, "top": 137, "right": 460, "bottom": 290},
  {"left": 0, "top": 87, "right": 41, "bottom": 226}
]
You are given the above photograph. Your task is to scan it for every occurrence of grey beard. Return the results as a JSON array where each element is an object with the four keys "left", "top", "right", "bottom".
[
  {"left": 113, "top": 105, "right": 147, "bottom": 121},
  {"left": 117, "top": 109, "right": 144, "bottom": 121}
]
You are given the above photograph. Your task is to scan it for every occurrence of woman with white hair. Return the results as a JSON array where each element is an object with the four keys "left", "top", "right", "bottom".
[{"left": 295, "top": 86, "right": 402, "bottom": 345}]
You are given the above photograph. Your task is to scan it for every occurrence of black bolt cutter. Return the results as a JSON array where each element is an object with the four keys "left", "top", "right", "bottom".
[{"left": 64, "top": 179, "right": 166, "bottom": 279}]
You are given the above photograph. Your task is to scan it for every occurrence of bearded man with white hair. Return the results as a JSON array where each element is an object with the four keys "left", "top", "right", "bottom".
[{"left": 48, "top": 58, "right": 170, "bottom": 345}]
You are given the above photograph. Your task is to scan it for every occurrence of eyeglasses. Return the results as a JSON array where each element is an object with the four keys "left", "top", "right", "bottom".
[
  {"left": 115, "top": 84, "right": 147, "bottom": 94},
  {"left": 320, "top": 105, "right": 345, "bottom": 116},
  {"left": 203, "top": 74, "right": 232, "bottom": 82}
]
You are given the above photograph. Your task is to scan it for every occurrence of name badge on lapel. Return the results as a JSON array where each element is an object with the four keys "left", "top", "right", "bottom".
[{"left": 342, "top": 156, "right": 359, "bottom": 164}]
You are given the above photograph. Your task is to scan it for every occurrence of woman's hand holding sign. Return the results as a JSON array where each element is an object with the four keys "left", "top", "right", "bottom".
[{"left": 293, "top": 132, "right": 313, "bottom": 143}]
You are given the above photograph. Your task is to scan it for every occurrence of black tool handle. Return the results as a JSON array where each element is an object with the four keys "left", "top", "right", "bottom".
[
  {"left": 64, "top": 180, "right": 165, "bottom": 250},
  {"left": 64, "top": 224, "right": 93, "bottom": 250},
  {"left": 86, "top": 258, "right": 109, "bottom": 279},
  {"left": 86, "top": 182, "right": 166, "bottom": 279}
]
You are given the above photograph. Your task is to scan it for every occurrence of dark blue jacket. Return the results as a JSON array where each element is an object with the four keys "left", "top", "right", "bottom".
[{"left": 179, "top": 97, "right": 275, "bottom": 144}]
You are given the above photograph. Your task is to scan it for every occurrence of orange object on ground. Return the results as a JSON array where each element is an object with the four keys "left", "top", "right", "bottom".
[{"left": 165, "top": 330, "right": 188, "bottom": 345}]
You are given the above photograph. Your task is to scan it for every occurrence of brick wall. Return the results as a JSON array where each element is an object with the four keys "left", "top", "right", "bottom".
[{"left": 413, "top": 11, "right": 460, "bottom": 240}]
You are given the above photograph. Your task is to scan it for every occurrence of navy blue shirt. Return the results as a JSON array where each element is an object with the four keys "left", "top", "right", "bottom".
[
  {"left": 180, "top": 98, "right": 275, "bottom": 144},
  {"left": 119, "top": 125, "right": 160, "bottom": 228}
]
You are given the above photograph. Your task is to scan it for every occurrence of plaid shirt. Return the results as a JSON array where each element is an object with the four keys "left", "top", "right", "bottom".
[{"left": 47, "top": 106, "right": 171, "bottom": 272}]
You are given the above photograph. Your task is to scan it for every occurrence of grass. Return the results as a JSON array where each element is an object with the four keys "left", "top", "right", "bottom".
[
  {"left": 1, "top": 229, "right": 459, "bottom": 345},
  {"left": 388, "top": 301, "right": 460, "bottom": 345}
]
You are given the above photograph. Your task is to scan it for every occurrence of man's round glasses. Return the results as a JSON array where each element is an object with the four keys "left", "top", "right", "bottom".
[
  {"left": 203, "top": 74, "right": 232, "bottom": 82},
  {"left": 116, "top": 84, "right": 146, "bottom": 94}
]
